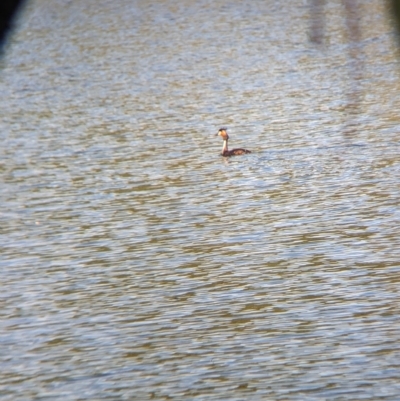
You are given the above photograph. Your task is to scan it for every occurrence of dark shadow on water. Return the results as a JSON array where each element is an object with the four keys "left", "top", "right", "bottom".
[
  {"left": 310, "top": 0, "right": 364, "bottom": 132},
  {"left": 0, "top": 0, "right": 27, "bottom": 54}
]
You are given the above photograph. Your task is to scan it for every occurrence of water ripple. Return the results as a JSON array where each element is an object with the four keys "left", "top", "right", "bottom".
[{"left": 2, "top": 0, "right": 400, "bottom": 399}]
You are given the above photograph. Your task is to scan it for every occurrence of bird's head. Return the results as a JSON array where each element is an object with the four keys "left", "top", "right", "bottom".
[{"left": 216, "top": 128, "right": 229, "bottom": 140}]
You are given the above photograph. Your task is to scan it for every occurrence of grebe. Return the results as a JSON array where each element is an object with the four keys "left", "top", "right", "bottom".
[{"left": 216, "top": 128, "right": 251, "bottom": 157}]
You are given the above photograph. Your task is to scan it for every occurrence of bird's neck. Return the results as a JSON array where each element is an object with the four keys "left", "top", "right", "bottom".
[{"left": 222, "top": 139, "right": 228, "bottom": 154}]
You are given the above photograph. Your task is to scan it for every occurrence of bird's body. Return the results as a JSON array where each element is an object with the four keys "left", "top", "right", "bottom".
[{"left": 216, "top": 128, "right": 251, "bottom": 157}]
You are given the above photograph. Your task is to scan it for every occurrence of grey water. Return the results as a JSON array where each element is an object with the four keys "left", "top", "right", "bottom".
[{"left": 1, "top": 0, "right": 400, "bottom": 399}]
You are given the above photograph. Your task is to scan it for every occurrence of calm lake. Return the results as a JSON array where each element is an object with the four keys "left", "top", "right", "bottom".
[{"left": 1, "top": 0, "right": 400, "bottom": 399}]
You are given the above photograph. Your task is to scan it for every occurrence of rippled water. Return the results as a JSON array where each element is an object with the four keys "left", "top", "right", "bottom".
[{"left": 2, "top": 0, "right": 400, "bottom": 399}]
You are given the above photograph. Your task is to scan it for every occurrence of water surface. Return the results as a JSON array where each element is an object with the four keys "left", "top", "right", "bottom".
[{"left": 1, "top": 0, "right": 400, "bottom": 399}]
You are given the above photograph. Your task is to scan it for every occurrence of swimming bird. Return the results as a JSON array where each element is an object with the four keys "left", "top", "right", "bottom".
[{"left": 216, "top": 128, "right": 251, "bottom": 157}]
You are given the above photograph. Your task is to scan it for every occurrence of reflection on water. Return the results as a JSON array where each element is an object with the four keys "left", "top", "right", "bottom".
[{"left": 1, "top": 0, "right": 400, "bottom": 399}]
